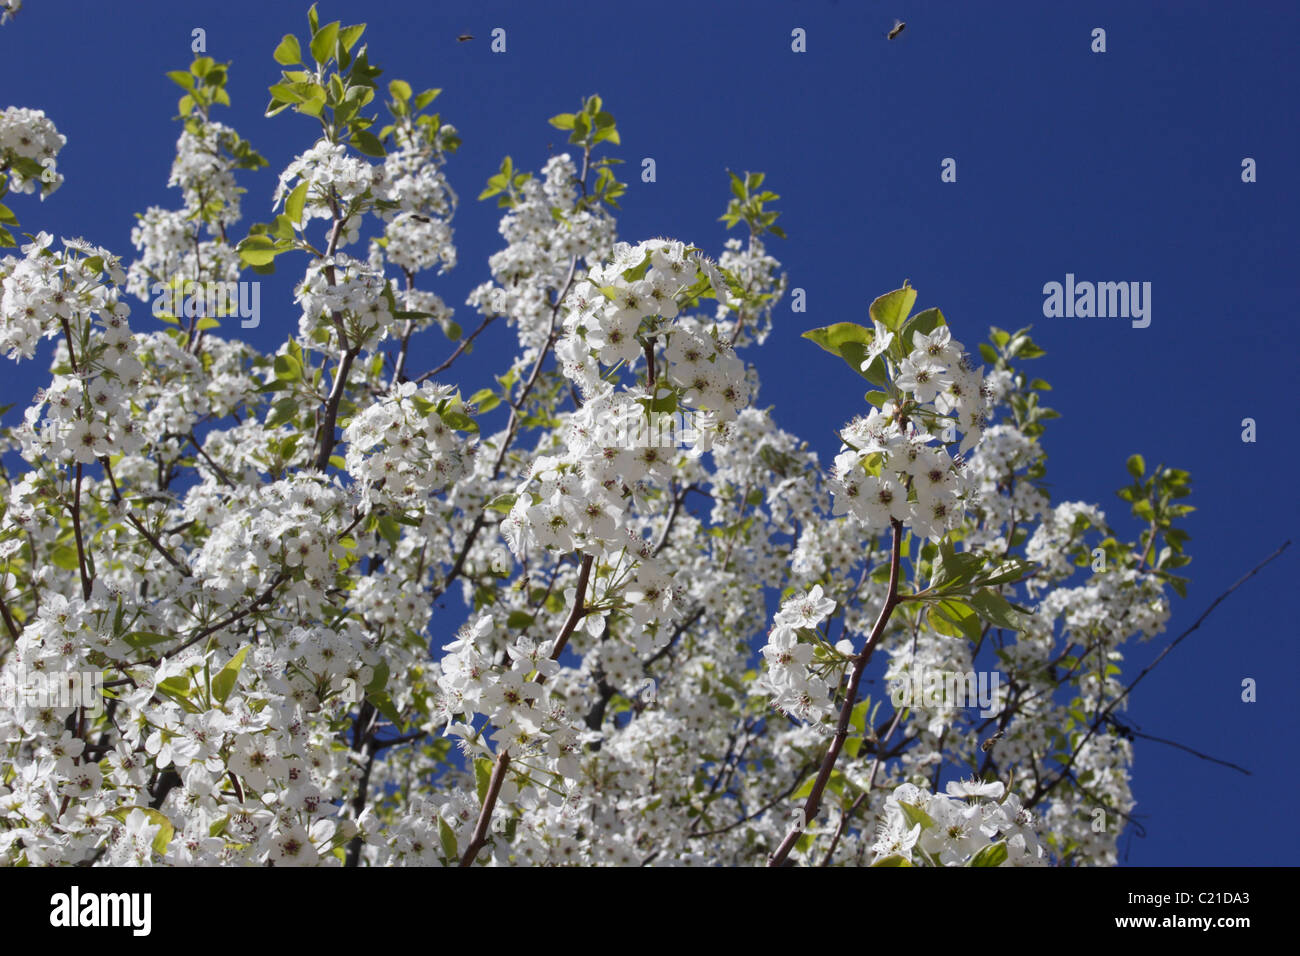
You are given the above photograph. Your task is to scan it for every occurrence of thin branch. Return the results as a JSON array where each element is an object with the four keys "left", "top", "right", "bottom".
[
  {"left": 70, "top": 464, "right": 92, "bottom": 600},
  {"left": 820, "top": 707, "right": 905, "bottom": 866},
  {"left": 1029, "top": 540, "right": 1289, "bottom": 806},
  {"left": 1106, "top": 716, "right": 1251, "bottom": 776},
  {"left": 149, "top": 570, "right": 288, "bottom": 664},
  {"left": 460, "top": 553, "right": 594, "bottom": 866},
  {"left": 689, "top": 762, "right": 817, "bottom": 840},
  {"left": 413, "top": 315, "right": 496, "bottom": 383},
  {"left": 126, "top": 513, "right": 190, "bottom": 577},
  {"left": 768, "top": 518, "right": 904, "bottom": 866}
]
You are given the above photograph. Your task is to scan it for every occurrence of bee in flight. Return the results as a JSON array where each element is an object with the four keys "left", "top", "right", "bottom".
[
  {"left": 887, "top": 19, "right": 906, "bottom": 41},
  {"left": 457, "top": 34, "right": 473, "bottom": 42},
  {"left": 980, "top": 730, "right": 1005, "bottom": 753}
]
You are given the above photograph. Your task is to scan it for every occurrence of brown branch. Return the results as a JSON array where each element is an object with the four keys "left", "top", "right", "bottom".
[
  {"left": 315, "top": 344, "right": 360, "bottom": 471},
  {"left": 460, "top": 553, "right": 594, "bottom": 866},
  {"left": 0, "top": 587, "right": 19, "bottom": 640},
  {"left": 70, "top": 464, "right": 92, "bottom": 600},
  {"left": 186, "top": 431, "right": 233, "bottom": 487},
  {"left": 345, "top": 700, "right": 379, "bottom": 867},
  {"left": 643, "top": 605, "right": 703, "bottom": 670},
  {"left": 768, "top": 518, "right": 904, "bottom": 867},
  {"left": 819, "top": 707, "right": 906, "bottom": 866}
]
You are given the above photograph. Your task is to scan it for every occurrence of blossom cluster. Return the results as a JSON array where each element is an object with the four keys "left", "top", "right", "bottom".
[
  {"left": 376, "top": 135, "right": 458, "bottom": 275},
  {"left": 168, "top": 119, "right": 246, "bottom": 231},
  {"left": 342, "top": 380, "right": 476, "bottom": 509},
  {"left": 294, "top": 251, "right": 394, "bottom": 344},
  {"left": 756, "top": 584, "right": 839, "bottom": 726},
  {"left": 871, "top": 780, "right": 1046, "bottom": 866},
  {"left": 468, "top": 154, "right": 616, "bottom": 355},
  {"left": 829, "top": 325, "right": 990, "bottom": 541},
  {"left": 0, "top": 235, "right": 142, "bottom": 468},
  {"left": 0, "top": 105, "right": 63, "bottom": 196},
  {"left": 275, "top": 139, "right": 383, "bottom": 245}
]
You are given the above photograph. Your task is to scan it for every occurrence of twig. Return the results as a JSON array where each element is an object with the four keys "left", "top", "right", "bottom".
[
  {"left": 1029, "top": 540, "right": 1289, "bottom": 806},
  {"left": 413, "top": 315, "right": 496, "bottom": 383},
  {"left": 768, "top": 519, "right": 904, "bottom": 866},
  {"left": 460, "top": 553, "right": 594, "bottom": 866}
]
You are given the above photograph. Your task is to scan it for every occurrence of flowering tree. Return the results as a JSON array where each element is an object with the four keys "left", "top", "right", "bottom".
[{"left": 0, "top": 6, "right": 1207, "bottom": 867}]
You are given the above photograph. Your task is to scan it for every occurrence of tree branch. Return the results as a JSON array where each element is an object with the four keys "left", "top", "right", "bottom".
[
  {"left": 768, "top": 518, "right": 904, "bottom": 866},
  {"left": 459, "top": 553, "right": 594, "bottom": 866}
]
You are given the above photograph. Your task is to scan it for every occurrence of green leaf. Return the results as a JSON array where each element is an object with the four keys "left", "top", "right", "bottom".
[
  {"left": 273, "top": 34, "right": 302, "bottom": 65},
  {"left": 388, "top": 79, "right": 412, "bottom": 102},
  {"left": 968, "top": 588, "right": 1025, "bottom": 631},
  {"left": 802, "top": 322, "right": 879, "bottom": 382},
  {"left": 212, "top": 645, "right": 251, "bottom": 704},
  {"left": 972, "top": 559, "right": 1036, "bottom": 588},
  {"left": 351, "top": 129, "right": 386, "bottom": 157},
  {"left": 438, "top": 816, "right": 458, "bottom": 859},
  {"left": 273, "top": 354, "right": 302, "bottom": 381},
  {"left": 237, "top": 235, "right": 282, "bottom": 267},
  {"left": 50, "top": 544, "right": 80, "bottom": 571},
  {"left": 338, "top": 23, "right": 366, "bottom": 55},
  {"left": 1126, "top": 454, "right": 1145, "bottom": 479},
  {"left": 791, "top": 774, "right": 818, "bottom": 801},
  {"left": 505, "top": 611, "right": 534, "bottom": 629},
  {"left": 468, "top": 388, "right": 500, "bottom": 413},
  {"left": 166, "top": 70, "right": 196, "bottom": 92},
  {"left": 868, "top": 284, "right": 917, "bottom": 334},
  {"left": 929, "top": 539, "right": 986, "bottom": 591},
  {"left": 284, "top": 181, "right": 309, "bottom": 224},
  {"left": 897, "top": 801, "right": 935, "bottom": 831},
  {"left": 413, "top": 88, "right": 441, "bottom": 111},
  {"left": 900, "top": 307, "right": 946, "bottom": 348},
  {"left": 367, "top": 690, "right": 401, "bottom": 725},
  {"left": 474, "top": 758, "right": 493, "bottom": 804},
  {"left": 931, "top": 598, "right": 982, "bottom": 642},
  {"left": 871, "top": 854, "right": 914, "bottom": 867},
  {"left": 365, "top": 658, "right": 390, "bottom": 695},
  {"left": 439, "top": 409, "right": 478, "bottom": 433},
  {"left": 548, "top": 113, "right": 576, "bottom": 130},
  {"left": 969, "top": 840, "right": 1008, "bottom": 867},
  {"left": 268, "top": 82, "right": 306, "bottom": 105},
  {"left": 486, "top": 493, "right": 518, "bottom": 514},
  {"left": 122, "top": 631, "right": 173, "bottom": 650},
  {"left": 309, "top": 21, "right": 340, "bottom": 65}
]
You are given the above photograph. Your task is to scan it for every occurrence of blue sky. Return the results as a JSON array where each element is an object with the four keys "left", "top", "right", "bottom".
[{"left": 2, "top": 1, "right": 1296, "bottom": 865}]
